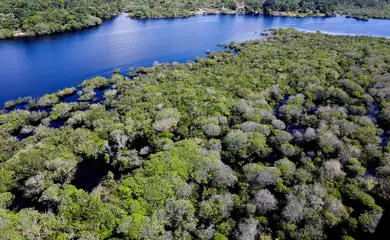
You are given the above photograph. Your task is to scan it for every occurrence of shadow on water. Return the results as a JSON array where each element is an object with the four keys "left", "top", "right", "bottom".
[
  {"left": 50, "top": 119, "right": 65, "bottom": 128},
  {"left": 368, "top": 102, "right": 380, "bottom": 121},
  {"left": 16, "top": 132, "right": 34, "bottom": 140},
  {"left": 8, "top": 103, "right": 28, "bottom": 111},
  {"left": 366, "top": 167, "right": 377, "bottom": 176},
  {"left": 91, "top": 88, "right": 108, "bottom": 104},
  {"left": 380, "top": 132, "right": 388, "bottom": 147},
  {"left": 374, "top": 201, "right": 390, "bottom": 239},
  {"left": 10, "top": 195, "right": 33, "bottom": 210},
  {"left": 71, "top": 158, "right": 116, "bottom": 192},
  {"left": 275, "top": 96, "right": 289, "bottom": 118},
  {"left": 10, "top": 158, "right": 120, "bottom": 211},
  {"left": 62, "top": 92, "right": 80, "bottom": 103},
  {"left": 10, "top": 192, "right": 50, "bottom": 212}
]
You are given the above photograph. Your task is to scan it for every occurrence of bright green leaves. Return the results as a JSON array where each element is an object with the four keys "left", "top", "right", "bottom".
[
  {"left": 38, "top": 93, "right": 59, "bottom": 107},
  {"left": 80, "top": 77, "right": 110, "bottom": 91},
  {"left": 117, "top": 139, "right": 221, "bottom": 212},
  {"left": 38, "top": 183, "right": 124, "bottom": 239},
  {"left": 0, "top": 110, "right": 30, "bottom": 134},
  {"left": 117, "top": 213, "right": 164, "bottom": 240},
  {"left": 0, "top": 169, "right": 16, "bottom": 193}
]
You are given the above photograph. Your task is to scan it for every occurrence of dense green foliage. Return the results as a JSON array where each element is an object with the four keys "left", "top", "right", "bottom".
[
  {"left": 250, "top": 0, "right": 337, "bottom": 14},
  {"left": 125, "top": 0, "right": 390, "bottom": 19},
  {"left": 250, "top": 0, "right": 390, "bottom": 19},
  {"left": 126, "top": 0, "right": 237, "bottom": 18},
  {"left": 336, "top": 1, "right": 390, "bottom": 20},
  {"left": 0, "top": 0, "right": 123, "bottom": 38},
  {"left": 1, "top": 29, "right": 390, "bottom": 239}
]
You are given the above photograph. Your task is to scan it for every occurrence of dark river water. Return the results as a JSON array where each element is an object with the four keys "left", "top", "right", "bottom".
[{"left": 1, "top": 14, "right": 390, "bottom": 105}]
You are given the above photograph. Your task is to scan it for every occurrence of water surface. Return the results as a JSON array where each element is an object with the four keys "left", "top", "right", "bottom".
[{"left": 1, "top": 14, "right": 390, "bottom": 105}]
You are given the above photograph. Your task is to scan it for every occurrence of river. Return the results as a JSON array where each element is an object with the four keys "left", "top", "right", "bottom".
[{"left": 1, "top": 14, "right": 390, "bottom": 105}]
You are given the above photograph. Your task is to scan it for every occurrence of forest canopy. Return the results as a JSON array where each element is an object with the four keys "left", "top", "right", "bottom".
[
  {"left": 1, "top": 29, "right": 390, "bottom": 239},
  {"left": 124, "top": 0, "right": 390, "bottom": 19},
  {"left": 0, "top": 0, "right": 123, "bottom": 38}
]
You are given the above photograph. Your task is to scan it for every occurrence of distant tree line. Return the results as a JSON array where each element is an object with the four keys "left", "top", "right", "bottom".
[
  {"left": 0, "top": 0, "right": 123, "bottom": 39},
  {"left": 2, "top": 0, "right": 390, "bottom": 39},
  {"left": 125, "top": 0, "right": 390, "bottom": 18},
  {"left": 248, "top": 0, "right": 390, "bottom": 16},
  {"left": 125, "top": 0, "right": 237, "bottom": 18}
]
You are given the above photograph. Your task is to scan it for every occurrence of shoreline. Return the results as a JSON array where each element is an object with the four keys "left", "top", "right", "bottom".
[
  {"left": 7, "top": 10, "right": 384, "bottom": 40},
  {"left": 9, "top": 14, "right": 119, "bottom": 39},
  {"left": 126, "top": 9, "right": 381, "bottom": 20},
  {"left": 3, "top": 29, "right": 390, "bottom": 109},
  {"left": 126, "top": 9, "right": 327, "bottom": 19},
  {"left": 11, "top": 22, "right": 105, "bottom": 39}
]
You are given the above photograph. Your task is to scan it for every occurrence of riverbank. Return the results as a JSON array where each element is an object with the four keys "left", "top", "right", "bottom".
[
  {"left": 126, "top": 9, "right": 372, "bottom": 21},
  {"left": 3, "top": 14, "right": 390, "bottom": 105},
  {"left": 195, "top": 8, "right": 241, "bottom": 16},
  {"left": 13, "top": 30, "right": 27, "bottom": 38},
  {"left": 267, "top": 11, "right": 327, "bottom": 18},
  {"left": 5, "top": 9, "right": 386, "bottom": 40},
  {"left": 267, "top": 11, "right": 369, "bottom": 21},
  {"left": 10, "top": 15, "right": 113, "bottom": 39},
  {"left": 126, "top": 8, "right": 326, "bottom": 19},
  {"left": 336, "top": 4, "right": 390, "bottom": 20},
  {"left": 0, "top": 0, "right": 123, "bottom": 40}
]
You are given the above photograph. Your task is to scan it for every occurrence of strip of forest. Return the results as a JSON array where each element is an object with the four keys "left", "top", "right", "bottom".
[{"left": 2, "top": 0, "right": 390, "bottom": 39}]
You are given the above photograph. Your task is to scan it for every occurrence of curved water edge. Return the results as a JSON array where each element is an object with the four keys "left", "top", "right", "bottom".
[{"left": 1, "top": 14, "right": 390, "bottom": 106}]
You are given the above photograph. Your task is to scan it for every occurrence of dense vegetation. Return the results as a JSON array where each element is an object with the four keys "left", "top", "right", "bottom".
[
  {"left": 256, "top": 0, "right": 390, "bottom": 17},
  {"left": 125, "top": 0, "right": 238, "bottom": 18},
  {"left": 0, "top": 0, "right": 123, "bottom": 39},
  {"left": 1, "top": 29, "right": 390, "bottom": 239},
  {"left": 125, "top": 0, "right": 390, "bottom": 19},
  {"left": 336, "top": 1, "right": 390, "bottom": 20}
]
